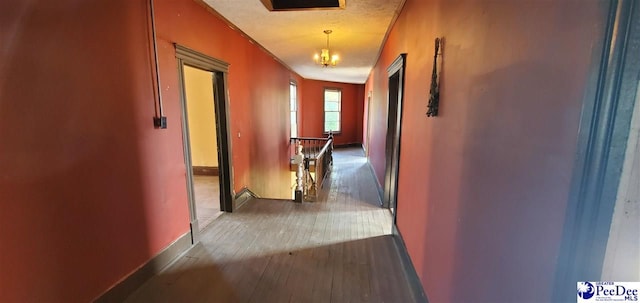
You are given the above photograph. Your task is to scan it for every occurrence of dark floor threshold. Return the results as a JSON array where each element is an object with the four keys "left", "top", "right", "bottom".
[{"left": 392, "top": 224, "right": 429, "bottom": 303}]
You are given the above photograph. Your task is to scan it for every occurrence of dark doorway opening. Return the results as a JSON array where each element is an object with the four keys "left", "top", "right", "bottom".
[{"left": 383, "top": 54, "right": 407, "bottom": 221}]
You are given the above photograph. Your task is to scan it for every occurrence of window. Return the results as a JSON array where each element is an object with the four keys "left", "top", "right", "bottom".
[
  {"left": 290, "top": 82, "right": 298, "bottom": 138},
  {"left": 324, "top": 88, "right": 341, "bottom": 133}
]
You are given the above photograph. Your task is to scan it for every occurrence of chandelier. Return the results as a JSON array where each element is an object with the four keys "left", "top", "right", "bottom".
[{"left": 314, "top": 30, "right": 339, "bottom": 67}]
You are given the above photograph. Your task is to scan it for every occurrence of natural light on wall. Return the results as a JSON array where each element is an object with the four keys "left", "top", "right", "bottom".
[{"left": 290, "top": 82, "right": 298, "bottom": 138}]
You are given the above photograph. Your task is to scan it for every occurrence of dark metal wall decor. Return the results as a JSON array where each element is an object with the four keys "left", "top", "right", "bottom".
[{"left": 427, "top": 37, "right": 443, "bottom": 117}]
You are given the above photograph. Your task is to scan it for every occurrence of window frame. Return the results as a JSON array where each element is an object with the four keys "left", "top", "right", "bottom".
[
  {"left": 290, "top": 81, "right": 298, "bottom": 138},
  {"left": 323, "top": 87, "right": 342, "bottom": 134}
]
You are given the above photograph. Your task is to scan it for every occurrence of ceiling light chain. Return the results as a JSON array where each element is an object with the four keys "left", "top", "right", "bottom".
[{"left": 314, "top": 29, "right": 339, "bottom": 67}]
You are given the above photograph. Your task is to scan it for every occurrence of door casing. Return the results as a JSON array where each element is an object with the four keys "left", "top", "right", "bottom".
[
  {"left": 383, "top": 54, "right": 407, "bottom": 223},
  {"left": 175, "top": 44, "right": 235, "bottom": 244},
  {"left": 553, "top": 1, "right": 640, "bottom": 301}
]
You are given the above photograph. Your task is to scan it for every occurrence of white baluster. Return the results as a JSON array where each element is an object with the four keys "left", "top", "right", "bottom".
[{"left": 293, "top": 144, "right": 305, "bottom": 202}]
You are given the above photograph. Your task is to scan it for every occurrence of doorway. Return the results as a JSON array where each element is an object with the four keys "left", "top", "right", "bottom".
[
  {"left": 176, "top": 45, "right": 234, "bottom": 244},
  {"left": 182, "top": 65, "right": 222, "bottom": 231},
  {"left": 383, "top": 54, "right": 407, "bottom": 220}
]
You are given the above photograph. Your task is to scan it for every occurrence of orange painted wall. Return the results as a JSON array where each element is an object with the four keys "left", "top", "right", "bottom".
[
  {"left": 156, "top": 0, "right": 299, "bottom": 199},
  {"left": 300, "top": 79, "right": 364, "bottom": 145},
  {"left": 0, "top": 0, "right": 298, "bottom": 301},
  {"left": 365, "top": 0, "right": 608, "bottom": 302}
]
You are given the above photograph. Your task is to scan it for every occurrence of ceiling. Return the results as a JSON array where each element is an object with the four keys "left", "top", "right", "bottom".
[{"left": 201, "top": 0, "right": 406, "bottom": 84}]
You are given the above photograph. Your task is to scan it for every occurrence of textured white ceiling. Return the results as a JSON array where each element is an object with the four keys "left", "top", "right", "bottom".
[{"left": 202, "top": 0, "right": 405, "bottom": 84}]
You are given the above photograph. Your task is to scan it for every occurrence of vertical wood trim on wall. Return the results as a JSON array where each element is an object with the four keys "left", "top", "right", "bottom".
[
  {"left": 601, "top": 82, "right": 640, "bottom": 280},
  {"left": 382, "top": 54, "right": 407, "bottom": 217},
  {"left": 215, "top": 71, "right": 235, "bottom": 212},
  {"left": 366, "top": 92, "right": 373, "bottom": 156},
  {"left": 553, "top": 1, "right": 640, "bottom": 301},
  {"left": 176, "top": 57, "right": 201, "bottom": 243}
]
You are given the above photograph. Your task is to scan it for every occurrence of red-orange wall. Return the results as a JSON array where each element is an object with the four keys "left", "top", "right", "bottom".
[
  {"left": 156, "top": 0, "right": 298, "bottom": 199},
  {"left": 300, "top": 79, "right": 364, "bottom": 145},
  {"left": 366, "top": 0, "right": 608, "bottom": 302},
  {"left": 0, "top": 0, "right": 298, "bottom": 301}
]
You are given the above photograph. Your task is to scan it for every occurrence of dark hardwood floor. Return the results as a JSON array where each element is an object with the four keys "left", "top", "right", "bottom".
[
  {"left": 124, "top": 147, "right": 418, "bottom": 303},
  {"left": 193, "top": 175, "right": 223, "bottom": 231}
]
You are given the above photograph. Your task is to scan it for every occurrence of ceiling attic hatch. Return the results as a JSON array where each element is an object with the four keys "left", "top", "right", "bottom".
[{"left": 260, "top": 0, "right": 346, "bottom": 11}]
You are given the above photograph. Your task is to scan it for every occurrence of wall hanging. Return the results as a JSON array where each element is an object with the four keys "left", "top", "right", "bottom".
[{"left": 427, "top": 37, "right": 443, "bottom": 117}]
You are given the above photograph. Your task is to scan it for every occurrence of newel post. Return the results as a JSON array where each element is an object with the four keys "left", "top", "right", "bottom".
[
  {"left": 328, "top": 131, "right": 334, "bottom": 167},
  {"left": 293, "top": 144, "right": 305, "bottom": 202}
]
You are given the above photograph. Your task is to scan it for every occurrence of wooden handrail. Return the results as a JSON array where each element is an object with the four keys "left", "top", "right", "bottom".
[
  {"left": 290, "top": 136, "right": 332, "bottom": 160},
  {"left": 315, "top": 138, "right": 333, "bottom": 188},
  {"left": 290, "top": 135, "right": 333, "bottom": 202},
  {"left": 290, "top": 137, "right": 330, "bottom": 141},
  {"left": 316, "top": 139, "right": 332, "bottom": 160}
]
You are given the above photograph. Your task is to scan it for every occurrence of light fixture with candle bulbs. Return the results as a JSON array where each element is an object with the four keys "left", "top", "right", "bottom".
[{"left": 314, "top": 30, "right": 339, "bottom": 67}]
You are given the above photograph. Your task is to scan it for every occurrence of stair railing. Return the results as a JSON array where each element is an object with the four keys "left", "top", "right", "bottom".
[{"left": 290, "top": 134, "right": 333, "bottom": 201}]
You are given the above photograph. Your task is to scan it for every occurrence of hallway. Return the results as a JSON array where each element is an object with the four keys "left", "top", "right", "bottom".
[{"left": 124, "top": 148, "right": 418, "bottom": 302}]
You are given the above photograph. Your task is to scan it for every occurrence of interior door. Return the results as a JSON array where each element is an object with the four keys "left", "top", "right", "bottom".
[{"left": 383, "top": 54, "right": 406, "bottom": 219}]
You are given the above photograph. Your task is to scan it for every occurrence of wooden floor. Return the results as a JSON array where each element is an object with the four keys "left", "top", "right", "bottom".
[
  {"left": 193, "top": 175, "right": 223, "bottom": 231},
  {"left": 125, "top": 147, "right": 418, "bottom": 303}
]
